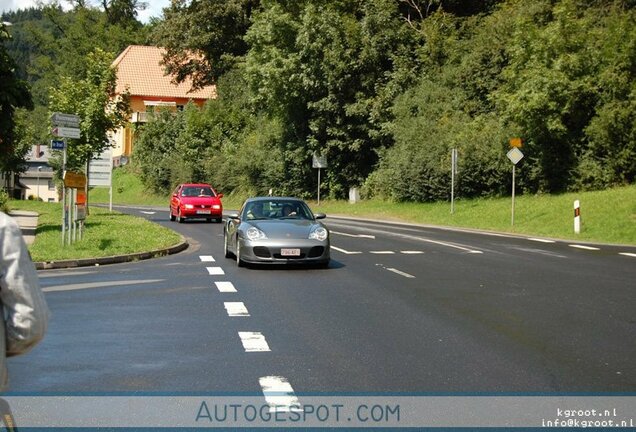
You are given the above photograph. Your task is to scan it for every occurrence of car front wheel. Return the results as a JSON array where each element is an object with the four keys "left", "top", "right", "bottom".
[
  {"left": 236, "top": 238, "right": 245, "bottom": 267},
  {"left": 224, "top": 231, "right": 233, "bottom": 259}
]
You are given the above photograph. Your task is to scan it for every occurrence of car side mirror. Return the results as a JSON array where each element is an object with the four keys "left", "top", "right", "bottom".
[
  {"left": 217, "top": 193, "right": 224, "bottom": 199},
  {"left": 227, "top": 212, "right": 240, "bottom": 220},
  {"left": 314, "top": 213, "right": 326, "bottom": 220}
]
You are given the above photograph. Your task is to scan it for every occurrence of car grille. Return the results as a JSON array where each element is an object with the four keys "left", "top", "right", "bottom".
[{"left": 308, "top": 246, "right": 325, "bottom": 258}]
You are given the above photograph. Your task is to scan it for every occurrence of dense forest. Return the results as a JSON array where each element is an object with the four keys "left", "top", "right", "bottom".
[{"left": 2, "top": 0, "right": 635, "bottom": 201}]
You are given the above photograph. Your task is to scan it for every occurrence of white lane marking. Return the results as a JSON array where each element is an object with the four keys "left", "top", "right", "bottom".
[
  {"left": 206, "top": 267, "right": 225, "bottom": 275},
  {"left": 569, "top": 244, "right": 600, "bottom": 251},
  {"left": 386, "top": 268, "right": 416, "bottom": 279},
  {"left": 140, "top": 211, "right": 156, "bottom": 215},
  {"left": 331, "top": 231, "right": 375, "bottom": 239},
  {"left": 215, "top": 281, "right": 237, "bottom": 292},
  {"left": 199, "top": 255, "right": 215, "bottom": 262},
  {"left": 224, "top": 302, "right": 250, "bottom": 317},
  {"left": 238, "top": 332, "right": 271, "bottom": 352},
  {"left": 42, "top": 279, "right": 163, "bottom": 292},
  {"left": 510, "top": 247, "right": 567, "bottom": 259},
  {"left": 330, "top": 246, "right": 362, "bottom": 255},
  {"left": 370, "top": 251, "right": 395, "bottom": 254},
  {"left": 528, "top": 238, "right": 556, "bottom": 243},
  {"left": 619, "top": 252, "right": 636, "bottom": 258},
  {"left": 401, "top": 250, "right": 424, "bottom": 254},
  {"left": 259, "top": 376, "right": 302, "bottom": 413}
]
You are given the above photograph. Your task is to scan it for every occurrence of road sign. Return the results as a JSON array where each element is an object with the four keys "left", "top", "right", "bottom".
[
  {"left": 509, "top": 137, "right": 523, "bottom": 148},
  {"left": 51, "top": 139, "right": 65, "bottom": 150},
  {"left": 312, "top": 154, "right": 328, "bottom": 168},
  {"left": 89, "top": 148, "right": 113, "bottom": 187},
  {"left": 52, "top": 126, "right": 81, "bottom": 139},
  {"left": 51, "top": 112, "right": 80, "bottom": 127},
  {"left": 63, "top": 171, "right": 86, "bottom": 188},
  {"left": 507, "top": 147, "right": 524, "bottom": 165}
]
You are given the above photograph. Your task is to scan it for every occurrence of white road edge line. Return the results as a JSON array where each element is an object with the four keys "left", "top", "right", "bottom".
[
  {"left": 224, "top": 302, "right": 250, "bottom": 317},
  {"left": 199, "top": 255, "right": 216, "bottom": 262},
  {"left": 331, "top": 231, "right": 375, "bottom": 239},
  {"left": 215, "top": 281, "right": 237, "bottom": 292},
  {"left": 619, "top": 252, "right": 636, "bottom": 258},
  {"left": 330, "top": 246, "right": 362, "bottom": 255},
  {"left": 42, "top": 279, "right": 164, "bottom": 292},
  {"left": 238, "top": 332, "right": 271, "bottom": 352},
  {"left": 206, "top": 267, "right": 225, "bottom": 275},
  {"left": 386, "top": 268, "right": 416, "bottom": 279},
  {"left": 569, "top": 244, "right": 601, "bottom": 251},
  {"left": 259, "top": 376, "right": 302, "bottom": 413},
  {"left": 528, "top": 238, "right": 556, "bottom": 244}
]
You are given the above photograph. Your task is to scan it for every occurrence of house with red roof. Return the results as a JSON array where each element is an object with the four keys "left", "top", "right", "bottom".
[{"left": 110, "top": 45, "right": 216, "bottom": 162}]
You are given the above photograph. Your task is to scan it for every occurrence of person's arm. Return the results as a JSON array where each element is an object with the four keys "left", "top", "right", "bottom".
[{"left": 0, "top": 216, "right": 49, "bottom": 357}]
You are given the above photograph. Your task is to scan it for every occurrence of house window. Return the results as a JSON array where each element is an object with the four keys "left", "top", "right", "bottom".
[
  {"left": 48, "top": 180, "right": 55, "bottom": 190},
  {"left": 177, "top": 105, "right": 185, "bottom": 111}
]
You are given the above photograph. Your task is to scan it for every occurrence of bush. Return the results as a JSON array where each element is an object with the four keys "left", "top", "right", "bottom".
[{"left": 0, "top": 190, "right": 9, "bottom": 213}]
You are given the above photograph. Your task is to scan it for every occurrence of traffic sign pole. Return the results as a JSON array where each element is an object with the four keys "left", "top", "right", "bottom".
[{"left": 511, "top": 165, "right": 516, "bottom": 226}]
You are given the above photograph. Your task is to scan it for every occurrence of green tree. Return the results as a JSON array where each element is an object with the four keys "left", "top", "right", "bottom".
[{"left": 0, "top": 22, "right": 33, "bottom": 193}]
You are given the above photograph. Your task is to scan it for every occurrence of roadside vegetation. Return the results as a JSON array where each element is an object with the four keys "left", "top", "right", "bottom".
[{"left": 7, "top": 200, "right": 182, "bottom": 262}]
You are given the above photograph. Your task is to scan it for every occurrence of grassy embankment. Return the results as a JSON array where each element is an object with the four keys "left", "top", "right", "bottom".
[
  {"left": 11, "top": 166, "right": 634, "bottom": 263},
  {"left": 91, "top": 166, "right": 636, "bottom": 245}
]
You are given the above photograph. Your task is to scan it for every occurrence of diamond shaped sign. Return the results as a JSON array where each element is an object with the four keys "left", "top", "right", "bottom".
[{"left": 507, "top": 147, "right": 524, "bottom": 165}]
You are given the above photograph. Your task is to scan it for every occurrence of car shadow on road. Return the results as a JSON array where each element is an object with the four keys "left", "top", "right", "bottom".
[{"left": 242, "top": 259, "right": 345, "bottom": 271}]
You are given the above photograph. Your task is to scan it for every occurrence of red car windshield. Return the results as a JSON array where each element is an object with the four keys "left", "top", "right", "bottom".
[{"left": 182, "top": 186, "right": 215, "bottom": 197}]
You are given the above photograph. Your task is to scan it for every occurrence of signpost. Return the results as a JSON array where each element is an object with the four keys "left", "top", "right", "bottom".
[
  {"left": 51, "top": 112, "right": 81, "bottom": 245},
  {"left": 312, "top": 153, "right": 328, "bottom": 205},
  {"left": 450, "top": 148, "right": 458, "bottom": 214},
  {"left": 506, "top": 144, "right": 524, "bottom": 226},
  {"left": 89, "top": 148, "right": 113, "bottom": 211}
]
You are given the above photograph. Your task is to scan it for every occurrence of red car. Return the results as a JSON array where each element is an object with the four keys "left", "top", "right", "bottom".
[{"left": 169, "top": 183, "right": 224, "bottom": 223}]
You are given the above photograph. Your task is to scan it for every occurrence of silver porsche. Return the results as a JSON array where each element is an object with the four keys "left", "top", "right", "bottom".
[{"left": 223, "top": 197, "right": 330, "bottom": 268}]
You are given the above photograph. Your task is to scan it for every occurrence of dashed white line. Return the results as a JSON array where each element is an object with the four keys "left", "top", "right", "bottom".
[
  {"left": 370, "top": 251, "right": 395, "bottom": 254},
  {"left": 206, "top": 267, "right": 225, "bottom": 275},
  {"left": 400, "top": 251, "right": 424, "bottom": 254},
  {"left": 199, "top": 255, "right": 216, "bottom": 262},
  {"left": 386, "top": 268, "right": 416, "bottom": 279},
  {"left": 569, "top": 244, "right": 600, "bottom": 251},
  {"left": 215, "top": 281, "right": 237, "bottom": 292},
  {"left": 224, "top": 302, "right": 250, "bottom": 317},
  {"left": 259, "top": 376, "right": 302, "bottom": 413},
  {"left": 528, "top": 238, "right": 556, "bottom": 244},
  {"left": 619, "top": 252, "right": 636, "bottom": 258},
  {"left": 238, "top": 332, "right": 271, "bottom": 352},
  {"left": 330, "top": 246, "right": 362, "bottom": 255}
]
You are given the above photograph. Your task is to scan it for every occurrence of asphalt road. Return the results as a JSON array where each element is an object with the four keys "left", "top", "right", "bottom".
[{"left": 9, "top": 206, "right": 636, "bottom": 399}]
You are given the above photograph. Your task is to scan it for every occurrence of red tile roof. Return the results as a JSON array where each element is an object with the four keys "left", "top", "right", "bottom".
[{"left": 112, "top": 45, "right": 216, "bottom": 100}]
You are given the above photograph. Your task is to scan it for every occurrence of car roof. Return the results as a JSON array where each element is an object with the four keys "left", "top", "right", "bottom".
[
  {"left": 179, "top": 183, "right": 213, "bottom": 188},
  {"left": 245, "top": 196, "right": 304, "bottom": 203}
]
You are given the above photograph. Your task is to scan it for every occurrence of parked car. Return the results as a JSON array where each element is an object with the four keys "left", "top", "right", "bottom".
[
  {"left": 224, "top": 197, "right": 330, "bottom": 268},
  {"left": 169, "top": 183, "right": 223, "bottom": 223}
]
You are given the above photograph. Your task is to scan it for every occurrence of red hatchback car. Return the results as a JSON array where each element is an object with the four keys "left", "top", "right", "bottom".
[{"left": 170, "top": 183, "right": 224, "bottom": 223}]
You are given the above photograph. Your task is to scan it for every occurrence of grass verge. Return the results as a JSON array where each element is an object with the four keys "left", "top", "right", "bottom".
[{"left": 8, "top": 200, "right": 182, "bottom": 262}]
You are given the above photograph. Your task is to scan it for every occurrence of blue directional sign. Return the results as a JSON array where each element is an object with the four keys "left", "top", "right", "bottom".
[{"left": 51, "top": 139, "right": 65, "bottom": 150}]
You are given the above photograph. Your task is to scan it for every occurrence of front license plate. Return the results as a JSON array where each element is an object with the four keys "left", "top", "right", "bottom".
[
  {"left": 196, "top": 210, "right": 211, "bottom": 214},
  {"left": 281, "top": 248, "right": 301, "bottom": 256}
]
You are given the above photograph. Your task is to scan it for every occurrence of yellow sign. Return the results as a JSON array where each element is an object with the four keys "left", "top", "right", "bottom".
[
  {"left": 509, "top": 137, "right": 523, "bottom": 148},
  {"left": 63, "top": 171, "right": 87, "bottom": 188}
]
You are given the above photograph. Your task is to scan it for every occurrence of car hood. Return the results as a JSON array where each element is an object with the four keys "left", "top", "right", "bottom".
[
  {"left": 180, "top": 196, "right": 221, "bottom": 205},
  {"left": 244, "top": 219, "right": 323, "bottom": 239}
]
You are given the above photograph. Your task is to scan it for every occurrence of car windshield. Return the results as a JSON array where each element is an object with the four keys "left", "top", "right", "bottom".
[
  {"left": 242, "top": 200, "right": 313, "bottom": 221},
  {"left": 182, "top": 186, "right": 214, "bottom": 197}
]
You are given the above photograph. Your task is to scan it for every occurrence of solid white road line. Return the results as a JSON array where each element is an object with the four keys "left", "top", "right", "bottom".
[
  {"left": 528, "top": 238, "right": 556, "bottom": 243},
  {"left": 330, "top": 246, "right": 362, "bottom": 255},
  {"left": 215, "top": 281, "right": 237, "bottom": 293},
  {"left": 370, "top": 251, "right": 395, "bottom": 254},
  {"left": 331, "top": 231, "right": 375, "bottom": 239},
  {"left": 619, "top": 252, "right": 636, "bottom": 258},
  {"left": 569, "top": 244, "right": 601, "bottom": 251},
  {"left": 42, "top": 279, "right": 164, "bottom": 292},
  {"left": 199, "top": 255, "right": 215, "bottom": 262},
  {"left": 259, "top": 376, "right": 302, "bottom": 413},
  {"left": 224, "top": 302, "right": 250, "bottom": 317},
  {"left": 206, "top": 267, "right": 225, "bottom": 275},
  {"left": 386, "top": 268, "right": 416, "bottom": 279},
  {"left": 238, "top": 332, "right": 271, "bottom": 352}
]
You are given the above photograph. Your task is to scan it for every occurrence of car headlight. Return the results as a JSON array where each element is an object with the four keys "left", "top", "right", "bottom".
[
  {"left": 309, "top": 227, "right": 328, "bottom": 241},
  {"left": 245, "top": 227, "right": 268, "bottom": 241},
  {"left": 184, "top": 204, "right": 194, "bottom": 209}
]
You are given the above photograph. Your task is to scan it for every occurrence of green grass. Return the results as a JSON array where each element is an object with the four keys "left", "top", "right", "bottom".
[
  {"left": 8, "top": 200, "right": 182, "bottom": 262},
  {"left": 89, "top": 165, "right": 168, "bottom": 206},
  {"left": 310, "top": 185, "right": 636, "bottom": 245}
]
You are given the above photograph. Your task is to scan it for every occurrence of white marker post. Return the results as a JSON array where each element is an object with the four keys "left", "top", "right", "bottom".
[
  {"left": 506, "top": 146, "right": 524, "bottom": 226},
  {"left": 312, "top": 153, "right": 328, "bottom": 206},
  {"left": 574, "top": 200, "right": 581, "bottom": 234}
]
